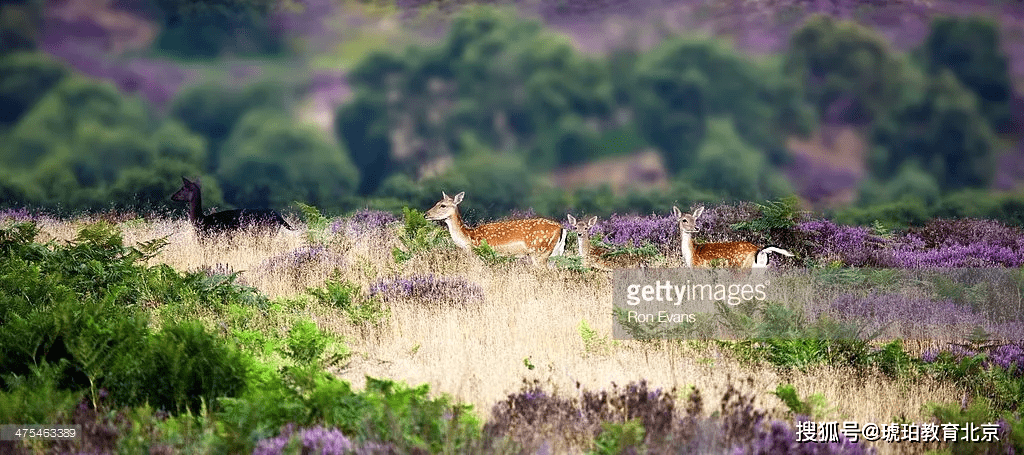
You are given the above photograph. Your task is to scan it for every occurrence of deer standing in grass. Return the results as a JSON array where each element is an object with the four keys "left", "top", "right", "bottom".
[
  {"left": 567, "top": 214, "right": 649, "bottom": 271},
  {"left": 673, "top": 206, "right": 793, "bottom": 268},
  {"left": 425, "top": 192, "right": 566, "bottom": 267},
  {"left": 171, "top": 177, "right": 294, "bottom": 238}
]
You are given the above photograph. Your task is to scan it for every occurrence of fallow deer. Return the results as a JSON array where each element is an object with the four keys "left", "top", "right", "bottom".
[
  {"left": 171, "top": 177, "right": 294, "bottom": 238},
  {"left": 425, "top": 191, "right": 566, "bottom": 267},
  {"left": 567, "top": 214, "right": 649, "bottom": 271},
  {"left": 673, "top": 206, "right": 793, "bottom": 268}
]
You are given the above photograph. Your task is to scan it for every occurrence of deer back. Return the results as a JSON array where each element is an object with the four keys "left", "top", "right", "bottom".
[
  {"left": 470, "top": 219, "right": 564, "bottom": 255},
  {"left": 693, "top": 241, "right": 759, "bottom": 268}
]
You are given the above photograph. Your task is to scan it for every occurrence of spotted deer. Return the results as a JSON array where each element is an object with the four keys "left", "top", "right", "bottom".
[
  {"left": 425, "top": 192, "right": 566, "bottom": 267},
  {"left": 673, "top": 206, "right": 793, "bottom": 268},
  {"left": 171, "top": 177, "right": 294, "bottom": 238},
  {"left": 567, "top": 214, "right": 649, "bottom": 271}
]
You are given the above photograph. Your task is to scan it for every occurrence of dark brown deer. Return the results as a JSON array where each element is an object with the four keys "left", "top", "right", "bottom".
[{"left": 171, "top": 177, "right": 294, "bottom": 237}]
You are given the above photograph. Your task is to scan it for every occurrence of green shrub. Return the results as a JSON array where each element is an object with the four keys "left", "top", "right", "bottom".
[{"left": 392, "top": 207, "right": 449, "bottom": 263}]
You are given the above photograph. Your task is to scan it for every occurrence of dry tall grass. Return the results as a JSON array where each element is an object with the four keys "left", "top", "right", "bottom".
[{"left": 32, "top": 216, "right": 964, "bottom": 454}]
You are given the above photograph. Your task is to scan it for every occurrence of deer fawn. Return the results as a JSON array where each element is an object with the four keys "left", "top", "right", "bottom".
[
  {"left": 171, "top": 177, "right": 294, "bottom": 238},
  {"left": 673, "top": 206, "right": 793, "bottom": 268},
  {"left": 425, "top": 191, "right": 566, "bottom": 267},
  {"left": 567, "top": 214, "right": 648, "bottom": 271}
]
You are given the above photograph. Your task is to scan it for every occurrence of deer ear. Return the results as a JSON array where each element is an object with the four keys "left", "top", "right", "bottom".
[
  {"left": 672, "top": 206, "right": 682, "bottom": 217},
  {"left": 452, "top": 192, "right": 464, "bottom": 205},
  {"left": 586, "top": 216, "right": 597, "bottom": 228},
  {"left": 566, "top": 214, "right": 576, "bottom": 225},
  {"left": 182, "top": 176, "right": 190, "bottom": 184},
  {"left": 693, "top": 206, "right": 704, "bottom": 218}
]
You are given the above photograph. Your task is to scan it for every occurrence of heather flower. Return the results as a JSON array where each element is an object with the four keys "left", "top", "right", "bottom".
[
  {"left": 733, "top": 419, "right": 873, "bottom": 455},
  {"left": 369, "top": 274, "right": 485, "bottom": 307},
  {"left": 0, "top": 208, "right": 34, "bottom": 223},
  {"left": 260, "top": 245, "right": 346, "bottom": 274},
  {"left": 252, "top": 424, "right": 396, "bottom": 455},
  {"left": 828, "top": 293, "right": 990, "bottom": 340},
  {"left": 592, "top": 214, "right": 678, "bottom": 253},
  {"left": 330, "top": 209, "right": 400, "bottom": 238},
  {"left": 922, "top": 342, "right": 1024, "bottom": 378},
  {"left": 797, "top": 219, "right": 888, "bottom": 267}
]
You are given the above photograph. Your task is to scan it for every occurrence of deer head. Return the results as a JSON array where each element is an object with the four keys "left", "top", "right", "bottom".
[
  {"left": 171, "top": 177, "right": 202, "bottom": 202},
  {"left": 566, "top": 214, "right": 598, "bottom": 234},
  {"left": 673, "top": 205, "right": 704, "bottom": 233},
  {"left": 425, "top": 191, "right": 464, "bottom": 221}
]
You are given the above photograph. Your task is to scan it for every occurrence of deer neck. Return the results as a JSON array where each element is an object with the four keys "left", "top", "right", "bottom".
[
  {"left": 680, "top": 230, "right": 695, "bottom": 267},
  {"left": 577, "top": 232, "right": 592, "bottom": 257},
  {"left": 187, "top": 192, "right": 204, "bottom": 227},
  {"left": 443, "top": 209, "right": 474, "bottom": 250}
]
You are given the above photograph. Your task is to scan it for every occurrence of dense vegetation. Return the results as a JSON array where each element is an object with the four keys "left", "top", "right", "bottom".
[
  {"left": 0, "top": 207, "right": 1022, "bottom": 453},
  {"left": 0, "top": 2, "right": 1021, "bottom": 225}
]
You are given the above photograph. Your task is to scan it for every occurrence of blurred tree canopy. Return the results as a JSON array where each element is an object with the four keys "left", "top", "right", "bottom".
[
  {"left": 914, "top": 16, "right": 1012, "bottom": 132},
  {"left": 218, "top": 109, "right": 359, "bottom": 210},
  {"left": 0, "top": 0, "right": 42, "bottom": 55},
  {"left": 785, "top": 14, "right": 910, "bottom": 125},
  {"left": 1, "top": 5, "right": 1019, "bottom": 221},
  {"left": 146, "top": 0, "right": 285, "bottom": 58},
  {"left": 0, "top": 51, "right": 69, "bottom": 125},
  {"left": 871, "top": 69, "right": 997, "bottom": 191},
  {"left": 0, "top": 69, "right": 212, "bottom": 211}
]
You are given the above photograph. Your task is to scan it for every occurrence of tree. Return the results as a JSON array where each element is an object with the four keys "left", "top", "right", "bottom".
[
  {"left": 632, "top": 66, "right": 707, "bottom": 174},
  {"left": 916, "top": 16, "right": 1012, "bottom": 132},
  {"left": 3, "top": 76, "right": 152, "bottom": 170},
  {"left": 169, "top": 79, "right": 293, "bottom": 171},
  {"left": 687, "top": 118, "right": 794, "bottom": 201},
  {"left": 335, "top": 89, "right": 392, "bottom": 195},
  {"left": 871, "top": 70, "right": 997, "bottom": 191},
  {"left": 784, "top": 14, "right": 910, "bottom": 125},
  {"left": 0, "top": 52, "right": 68, "bottom": 125},
  {"left": 149, "top": 0, "right": 284, "bottom": 58},
  {"left": 218, "top": 110, "right": 359, "bottom": 210}
]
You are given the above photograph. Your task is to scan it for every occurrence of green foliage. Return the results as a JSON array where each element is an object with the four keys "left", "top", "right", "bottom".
[
  {"left": 0, "top": 0, "right": 43, "bottom": 55},
  {"left": 921, "top": 343, "right": 1024, "bottom": 414},
  {"left": 307, "top": 274, "right": 389, "bottom": 329},
  {"left": 916, "top": 16, "right": 1012, "bottom": 131},
  {"left": 928, "top": 401, "right": 1023, "bottom": 454},
  {"left": 0, "top": 51, "right": 68, "bottom": 125},
  {"left": 537, "top": 114, "right": 603, "bottom": 167},
  {"left": 150, "top": 0, "right": 284, "bottom": 58},
  {"left": 635, "top": 38, "right": 807, "bottom": 158},
  {"left": 218, "top": 109, "right": 359, "bottom": 210},
  {"left": 785, "top": 14, "right": 910, "bottom": 123},
  {"left": 731, "top": 196, "right": 803, "bottom": 231},
  {"left": 0, "top": 363, "right": 84, "bottom": 425},
  {"left": 579, "top": 320, "right": 616, "bottom": 356},
  {"left": 858, "top": 162, "right": 941, "bottom": 206},
  {"left": 632, "top": 65, "right": 706, "bottom": 174},
  {"left": 294, "top": 202, "right": 330, "bottom": 245},
  {"left": 335, "top": 89, "right": 392, "bottom": 194},
  {"left": 472, "top": 240, "right": 516, "bottom": 266},
  {"left": 3, "top": 75, "right": 151, "bottom": 170},
  {"left": 280, "top": 319, "right": 350, "bottom": 369},
  {"left": 771, "top": 384, "right": 835, "bottom": 421},
  {"left": 871, "top": 68, "right": 997, "bottom": 192},
  {"left": 0, "top": 75, "right": 210, "bottom": 211},
  {"left": 589, "top": 419, "right": 645, "bottom": 455},
  {"left": 392, "top": 207, "right": 448, "bottom": 263},
  {"left": 687, "top": 118, "right": 794, "bottom": 201},
  {"left": 219, "top": 375, "right": 480, "bottom": 453},
  {"left": 0, "top": 221, "right": 263, "bottom": 415}
]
